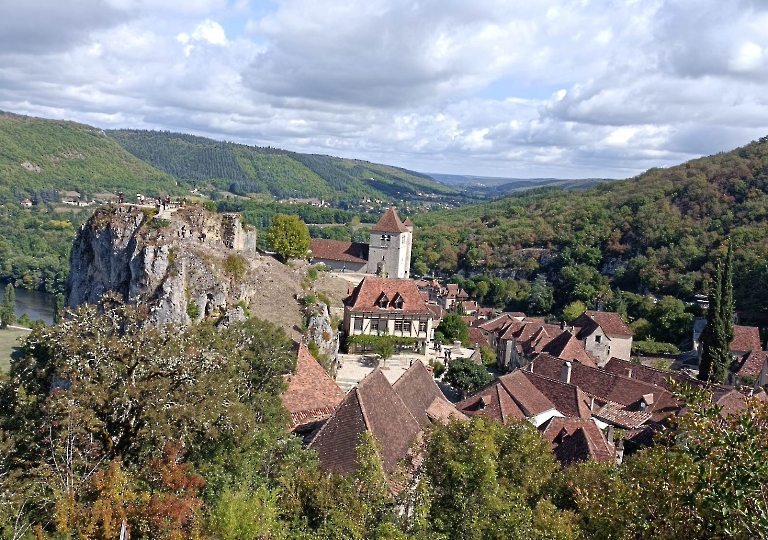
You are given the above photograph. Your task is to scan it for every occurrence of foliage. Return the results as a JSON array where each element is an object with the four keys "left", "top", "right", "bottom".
[
  {"left": 346, "top": 334, "right": 418, "bottom": 349},
  {"left": 265, "top": 214, "right": 311, "bottom": 262},
  {"left": 479, "top": 345, "right": 496, "bottom": 366},
  {"left": 436, "top": 313, "right": 470, "bottom": 346},
  {"left": 631, "top": 340, "right": 680, "bottom": 356},
  {"left": 528, "top": 275, "right": 554, "bottom": 315},
  {"left": 373, "top": 339, "right": 395, "bottom": 363},
  {"left": 699, "top": 240, "right": 734, "bottom": 383},
  {"left": 187, "top": 301, "right": 200, "bottom": 320},
  {"left": 429, "top": 360, "right": 446, "bottom": 378},
  {"left": 444, "top": 358, "right": 493, "bottom": 397},
  {"left": 562, "top": 300, "right": 586, "bottom": 323},
  {"left": 223, "top": 254, "right": 248, "bottom": 279},
  {"left": 0, "top": 283, "right": 15, "bottom": 328}
]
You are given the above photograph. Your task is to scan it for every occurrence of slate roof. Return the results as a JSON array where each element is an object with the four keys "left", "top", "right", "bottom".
[
  {"left": 309, "top": 239, "right": 369, "bottom": 264},
  {"left": 310, "top": 369, "right": 421, "bottom": 474},
  {"left": 282, "top": 344, "right": 345, "bottom": 429},
  {"left": 573, "top": 311, "right": 634, "bottom": 338},
  {"left": 393, "top": 361, "right": 456, "bottom": 427},
  {"left": 371, "top": 206, "right": 408, "bottom": 233},
  {"left": 732, "top": 350, "right": 768, "bottom": 378},
  {"left": 731, "top": 325, "right": 762, "bottom": 353},
  {"left": 541, "top": 417, "right": 615, "bottom": 465},
  {"left": 345, "top": 277, "right": 433, "bottom": 315}
]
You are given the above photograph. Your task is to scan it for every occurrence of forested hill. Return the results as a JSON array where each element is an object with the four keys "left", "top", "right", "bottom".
[
  {"left": 412, "top": 135, "right": 768, "bottom": 314},
  {"left": 0, "top": 111, "right": 182, "bottom": 203},
  {"left": 106, "top": 129, "right": 456, "bottom": 204}
]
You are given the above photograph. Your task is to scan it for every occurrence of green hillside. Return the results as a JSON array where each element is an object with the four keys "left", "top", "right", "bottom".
[
  {"left": 412, "top": 135, "right": 768, "bottom": 315},
  {"left": 106, "top": 129, "right": 457, "bottom": 204},
  {"left": 0, "top": 112, "right": 183, "bottom": 202}
]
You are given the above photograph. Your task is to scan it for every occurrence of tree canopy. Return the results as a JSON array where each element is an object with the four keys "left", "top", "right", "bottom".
[{"left": 266, "top": 213, "right": 311, "bottom": 262}]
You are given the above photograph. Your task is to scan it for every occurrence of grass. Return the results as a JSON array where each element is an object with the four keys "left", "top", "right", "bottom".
[{"left": 0, "top": 327, "right": 30, "bottom": 373}]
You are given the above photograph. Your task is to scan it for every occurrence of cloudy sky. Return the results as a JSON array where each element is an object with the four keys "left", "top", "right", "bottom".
[{"left": 2, "top": 0, "right": 768, "bottom": 179}]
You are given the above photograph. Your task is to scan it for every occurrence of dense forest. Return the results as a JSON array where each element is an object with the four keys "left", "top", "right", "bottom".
[
  {"left": 411, "top": 135, "right": 768, "bottom": 316},
  {"left": 0, "top": 299, "right": 765, "bottom": 539},
  {"left": 0, "top": 112, "right": 184, "bottom": 203},
  {"left": 106, "top": 130, "right": 457, "bottom": 205}
]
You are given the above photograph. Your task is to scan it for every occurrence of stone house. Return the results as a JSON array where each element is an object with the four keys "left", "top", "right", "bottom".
[
  {"left": 343, "top": 276, "right": 435, "bottom": 353},
  {"left": 571, "top": 311, "right": 634, "bottom": 366}
]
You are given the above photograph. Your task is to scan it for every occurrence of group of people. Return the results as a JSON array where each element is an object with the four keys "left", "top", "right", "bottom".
[{"left": 432, "top": 341, "right": 453, "bottom": 364}]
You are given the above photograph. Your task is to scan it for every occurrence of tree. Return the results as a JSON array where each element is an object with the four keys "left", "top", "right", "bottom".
[
  {"left": 444, "top": 358, "right": 493, "bottom": 398},
  {"left": 699, "top": 240, "right": 734, "bottom": 383},
  {"left": 562, "top": 300, "right": 586, "bottom": 323},
  {"left": 437, "top": 313, "right": 469, "bottom": 346},
  {"left": 412, "top": 260, "right": 429, "bottom": 277},
  {"left": 373, "top": 339, "right": 394, "bottom": 366},
  {"left": 528, "top": 275, "right": 554, "bottom": 315},
  {"left": 266, "top": 213, "right": 310, "bottom": 262},
  {"left": 0, "top": 283, "right": 15, "bottom": 328}
]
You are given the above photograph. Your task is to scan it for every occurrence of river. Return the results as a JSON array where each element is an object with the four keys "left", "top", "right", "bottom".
[{"left": 0, "top": 281, "right": 57, "bottom": 326}]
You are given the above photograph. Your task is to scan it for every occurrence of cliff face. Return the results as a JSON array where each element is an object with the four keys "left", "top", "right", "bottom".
[{"left": 66, "top": 204, "right": 304, "bottom": 331}]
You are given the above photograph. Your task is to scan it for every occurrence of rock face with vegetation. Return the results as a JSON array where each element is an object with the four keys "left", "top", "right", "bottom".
[
  {"left": 305, "top": 302, "right": 340, "bottom": 365},
  {"left": 66, "top": 204, "right": 305, "bottom": 331}
]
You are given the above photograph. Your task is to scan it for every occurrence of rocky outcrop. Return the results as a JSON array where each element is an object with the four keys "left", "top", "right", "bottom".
[
  {"left": 66, "top": 204, "right": 304, "bottom": 331},
  {"left": 305, "top": 302, "right": 340, "bottom": 365}
]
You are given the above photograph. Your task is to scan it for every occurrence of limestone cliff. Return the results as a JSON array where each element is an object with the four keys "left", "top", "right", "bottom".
[{"left": 66, "top": 204, "right": 305, "bottom": 332}]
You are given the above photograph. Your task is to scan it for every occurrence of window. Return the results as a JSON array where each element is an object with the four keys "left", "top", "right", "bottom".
[
  {"left": 419, "top": 321, "right": 428, "bottom": 333},
  {"left": 393, "top": 296, "right": 404, "bottom": 309},
  {"left": 595, "top": 335, "right": 602, "bottom": 344},
  {"left": 403, "top": 321, "right": 411, "bottom": 332},
  {"left": 371, "top": 320, "right": 379, "bottom": 332},
  {"left": 394, "top": 320, "right": 403, "bottom": 331},
  {"left": 354, "top": 318, "right": 362, "bottom": 331}
]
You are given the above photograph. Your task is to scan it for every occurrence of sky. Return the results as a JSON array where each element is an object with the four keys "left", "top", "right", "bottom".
[{"left": 3, "top": 0, "right": 768, "bottom": 179}]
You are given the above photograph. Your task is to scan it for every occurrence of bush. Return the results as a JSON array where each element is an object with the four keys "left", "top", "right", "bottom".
[
  {"left": 429, "top": 360, "right": 445, "bottom": 378},
  {"left": 444, "top": 358, "right": 493, "bottom": 397},
  {"left": 224, "top": 255, "right": 248, "bottom": 278},
  {"left": 631, "top": 340, "right": 680, "bottom": 356},
  {"left": 187, "top": 302, "right": 200, "bottom": 320}
]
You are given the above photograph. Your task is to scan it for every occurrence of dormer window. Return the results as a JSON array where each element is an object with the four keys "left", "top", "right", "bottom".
[
  {"left": 377, "top": 293, "right": 389, "bottom": 308},
  {"left": 392, "top": 293, "right": 404, "bottom": 309}
]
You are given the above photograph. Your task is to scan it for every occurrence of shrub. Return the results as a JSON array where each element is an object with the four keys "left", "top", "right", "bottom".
[
  {"left": 187, "top": 302, "right": 200, "bottom": 320},
  {"left": 224, "top": 255, "right": 247, "bottom": 279},
  {"left": 631, "top": 340, "right": 680, "bottom": 355}
]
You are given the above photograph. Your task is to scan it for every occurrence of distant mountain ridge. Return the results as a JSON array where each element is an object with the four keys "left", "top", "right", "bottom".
[
  {"left": 106, "top": 129, "right": 456, "bottom": 204},
  {"left": 429, "top": 172, "right": 610, "bottom": 197}
]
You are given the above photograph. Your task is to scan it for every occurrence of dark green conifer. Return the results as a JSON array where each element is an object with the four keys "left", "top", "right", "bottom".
[{"left": 699, "top": 240, "right": 734, "bottom": 383}]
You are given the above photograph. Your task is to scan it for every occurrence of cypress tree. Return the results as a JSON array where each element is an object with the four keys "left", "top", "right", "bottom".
[
  {"left": 1, "top": 283, "right": 16, "bottom": 329},
  {"left": 698, "top": 240, "right": 734, "bottom": 383}
]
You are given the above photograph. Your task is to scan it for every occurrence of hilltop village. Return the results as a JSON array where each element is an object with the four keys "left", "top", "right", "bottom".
[{"left": 2, "top": 199, "right": 768, "bottom": 538}]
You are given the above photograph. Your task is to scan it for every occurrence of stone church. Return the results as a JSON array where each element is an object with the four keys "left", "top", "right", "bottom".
[{"left": 308, "top": 206, "right": 413, "bottom": 278}]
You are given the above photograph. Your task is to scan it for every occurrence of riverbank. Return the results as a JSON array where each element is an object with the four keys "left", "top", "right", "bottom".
[{"left": 0, "top": 327, "right": 30, "bottom": 373}]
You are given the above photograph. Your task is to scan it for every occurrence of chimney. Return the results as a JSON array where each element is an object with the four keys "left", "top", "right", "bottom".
[
  {"left": 589, "top": 396, "right": 595, "bottom": 411},
  {"left": 529, "top": 360, "right": 534, "bottom": 373},
  {"left": 615, "top": 439, "right": 624, "bottom": 465},
  {"left": 560, "top": 361, "right": 572, "bottom": 384},
  {"left": 607, "top": 425, "right": 614, "bottom": 444},
  {"left": 626, "top": 367, "right": 633, "bottom": 378}
]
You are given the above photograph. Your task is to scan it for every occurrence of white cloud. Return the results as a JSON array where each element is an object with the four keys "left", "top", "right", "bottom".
[{"left": 2, "top": 1, "right": 768, "bottom": 178}]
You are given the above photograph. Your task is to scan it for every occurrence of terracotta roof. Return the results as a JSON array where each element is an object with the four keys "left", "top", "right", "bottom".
[
  {"left": 345, "top": 277, "right": 433, "bottom": 315},
  {"left": 573, "top": 311, "right": 633, "bottom": 338},
  {"left": 309, "top": 238, "right": 369, "bottom": 264},
  {"left": 468, "top": 327, "right": 490, "bottom": 348},
  {"left": 310, "top": 369, "right": 421, "bottom": 474},
  {"left": 282, "top": 344, "right": 345, "bottom": 429},
  {"left": 497, "top": 370, "right": 557, "bottom": 416},
  {"left": 541, "top": 417, "right": 615, "bottom": 465},
  {"left": 714, "top": 389, "right": 750, "bottom": 416},
  {"left": 604, "top": 357, "right": 705, "bottom": 392},
  {"left": 393, "top": 361, "right": 455, "bottom": 427},
  {"left": 540, "top": 331, "right": 598, "bottom": 367},
  {"left": 456, "top": 380, "right": 527, "bottom": 424},
  {"left": 624, "top": 425, "right": 657, "bottom": 447},
  {"left": 402, "top": 217, "right": 414, "bottom": 228},
  {"left": 371, "top": 206, "right": 408, "bottom": 233},
  {"left": 426, "top": 303, "right": 445, "bottom": 320},
  {"left": 521, "top": 371, "right": 593, "bottom": 419},
  {"left": 444, "top": 283, "right": 469, "bottom": 299},
  {"left": 528, "top": 354, "right": 677, "bottom": 422},
  {"left": 592, "top": 401, "right": 652, "bottom": 429},
  {"left": 478, "top": 313, "right": 520, "bottom": 333},
  {"left": 426, "top": 396, "right": 468, "bottom": 423},
  {"left": 732, "top": 351, "right": 768, "bottom": 378},
  {"left": 731, "top": 325, "right": 761, "bottom": 353}
]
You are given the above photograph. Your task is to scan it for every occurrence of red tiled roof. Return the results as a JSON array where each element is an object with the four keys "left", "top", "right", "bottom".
[
  {"left": 540, "top": 331, "right": 598, "bottom": 367},
  {"left": 282, "top": 344, "right": 345, "bottom": 429},
  {"left": 733, "top": 351, "right": 768, "bottom": 377},
  {"left": 498, "top": 370, "right": 557, "bottom": 416},
  {"left": 403, "top": 217, "right": 414, "bottom": 228},
  {"left": 468, "top": 327, "right": 490, "bottom": 348},
  {"left": 345, "top": 277, "right": 433, "bottom": 315},
  {"left": 426, "top": 396, "right": 468, "bottom": 422},
  {"left": 393, "top": 361, "right": 455, "bottom": 428},
  {"left": 455, "top": 379, "right": 527, "bottom": 424},
  {"left": 731, "top": 325, "right": 761, "bottom": 353},
  {"left": 310, "top": 369, "right": 421, "bottom": 474},
  {"left": 309, "top": 238, "right": 369, "bottom": 264},
  {"left": 541, "top": 417, "right": 615, "bottom": 465},
  {"left": 478, "top": 313, "right": 520, "bottom": 333},
  {"left": 521, "top": 371, "right": 593, "bottom": 419},
  {"left": 426, "top": 303, "right": 445, "bottom": 320},
  {"left": 604, "top": 357, "right": 706, "bottom": 392},
  {"left": 371, "top": 206, "right": 408, "bottom": 233},
  {"left": 592, "top": 401, "right": 652, "bottom": 429},
  {"left": 573, "top": 311, "right": 633, "bottom": 338}
]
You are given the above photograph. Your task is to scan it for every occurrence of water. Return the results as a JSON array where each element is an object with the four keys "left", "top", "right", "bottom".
[{"left": 0, "top": 281, "right": 57, "bottom": 325}]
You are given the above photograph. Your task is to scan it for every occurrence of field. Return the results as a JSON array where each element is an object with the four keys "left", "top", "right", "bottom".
[{"left": 0, "top": 327, "right": 30, "bottom": 372}]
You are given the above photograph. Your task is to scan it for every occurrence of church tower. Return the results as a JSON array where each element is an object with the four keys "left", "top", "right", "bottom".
[{"left": 367, "top": 207, "right": 412, "bottom": 279}]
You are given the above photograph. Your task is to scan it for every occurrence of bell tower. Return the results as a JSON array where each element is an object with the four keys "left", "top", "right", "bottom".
[{"left": 367, "top": 207, "right": 412, "bottom": 279}]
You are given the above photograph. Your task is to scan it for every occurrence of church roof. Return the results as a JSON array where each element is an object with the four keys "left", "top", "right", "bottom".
[
  {"left": 371, "top": 206, "right": 408, "bottom": 233},
  {"left": 309, "top": 239, "right": 369, "bottom": 264}
]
